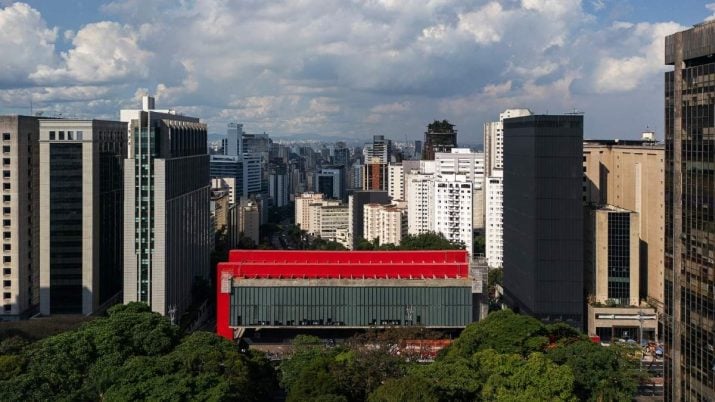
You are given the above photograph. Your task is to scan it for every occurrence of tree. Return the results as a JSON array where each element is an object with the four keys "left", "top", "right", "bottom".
[
  {"left": 547, "top": 339, "right": 639, "bottom": 401},
  {"left": 473, "top": 233, "right": 485, "bottom": 255},
  {"left": 445, "top": 309, "right": 548, "bottom": 358},
  {"left": 369, "top": 376, "right": 439, "bottom": 402}
]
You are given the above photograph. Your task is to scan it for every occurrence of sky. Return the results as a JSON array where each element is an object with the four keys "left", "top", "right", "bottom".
[{"left": 0, "top": 0, "right": 713, "bottom": 144}]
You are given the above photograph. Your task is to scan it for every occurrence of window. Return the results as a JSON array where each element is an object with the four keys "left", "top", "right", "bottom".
[
  {"left": 2, "top": 256, "right": 9, "bottom": 263},
  {"left": 2, "top": 159, "right": 8, "bottom": 166},
  {"left": 76, "top": 131, "right": 83, "bottom": 140},
  {"left": 2, "top": 244, "right": 9, "bottom": 251},
  {"left": 2, "top": 292, "right": 10, "bottom": 300},
  {"left": 49, "top": 131, "right": 55, "bottom": 140},
  {"left": 2, "top": 232, "right": 8, "bottom": 239},
  {"left": 2, "top": 133, "right": 9, "bottom": 141},
  {"left": 2, "top": 183, "right": 8, "bottom": 191},
  {"left": 2, "top": 171, "right": 8, "bottom": 179},
  {"left": 2, "top": 208, "right": 9, "bottom": 215},
  {"left": 3, "top": 305, "right": 9, "bottom": 312},
  {"left": 1, "top": 220, "right": 7, "bottom": 227},
  {"left": 2, "top": 268, "right": 9, "bottom": 276},
  {"left": 59, "top": 131, "right": 65, "bottom": 140},
  {"left": 2, "top": 280, "right": 9, "bottom": 288},
  {"left": 2, "top": 146, "right": 9, "bottom": 153},
  {"left": 2, "top": 196, "right": 7, "bottom": 203}
]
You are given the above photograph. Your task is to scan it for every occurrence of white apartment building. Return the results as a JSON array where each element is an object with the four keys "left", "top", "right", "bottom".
[
  {"left": 388, "top": 164, "right": 404, "bottom": 201},
  {"left": 364, "top": 203, "right": 408, "bottom": 246},
  {"left": 406, "top": 173, "right": 434, "bottom": 235},
  {"left": 295, "top": 192, "right": 324, "bottom": 232},
  {"left": 435, "top": 149, "right": 485, "bottom": 230},
  {"left": 483, "top": 108, "right": 532, "bottom": 177},
  {"left": 485, "top": 170, "right": 504, "bottom": 268},
  {"left": 433, "top": 175, "right": 473, "bottom": 256},
  {"left": 406, "top": 172, "right": 473, "bottom": 256},
  {"left": 315, "top": 203, "right": 349, "bottom": 242}
]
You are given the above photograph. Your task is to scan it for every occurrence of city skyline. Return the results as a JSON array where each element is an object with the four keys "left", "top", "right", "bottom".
[{"left": 0, "top": 1, "right": 712, "bottom": 143}]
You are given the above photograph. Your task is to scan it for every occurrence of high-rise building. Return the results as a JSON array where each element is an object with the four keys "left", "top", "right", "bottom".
[
  {"left": 406, "top": 172, "right": 434, "bottom": 235},
  {"left": 433, "top": 175, "right": 473, "bottom": 256},
  {"left": 210, "top": 154, "right": 262, "bottom": 198},
  {"left": 121, "top": 95, "right": 210, "bottom": 316},
  {"left": 295, "top": 192, "right": 324, "bottom": 231},
  {"left": 0, "top": 116, "right": 41, "bottom": 320},
  {"left": 362, "top": 135, "right": 391, "bottom": 191},
  {"left": 225, "top": 122, "right": 244, "bottom": 156},
  {"left": 364, "top": 203, "right": 408, "bottom": 246},
  {"left": 584, "top": 205, "right": 657, "bottom": 343},
  {"left": 502, "top": 114, "right": 583, "bottom": 327},
  {"left": 238, "top": 198, "right": 260, "bottom": 245},
  {"left": 315, "top": 166, "right": 345, "bottom": 200},
  {"left": 422, "top": 120, "right": 457, "bottom": 160},
  {"left": 664, "top": 22, "right": 715, "bottom": 400},
  {"left": 483, "top": 109, "right": 533, "bottom": 177},
  {"left": 435, "top": 148, "right": 485, "bottom": 230},
  {"left": 348, "top": 190, "right": 390, "bottom": 248},
  {"left": 485, "top": 170, "right": 504, "bottom": 268},
  {"left": 406, "top": 172, "right": 473, "bottom": 255},
  {"left": 38, "top": 119, "right": 126, "bottom": 315},
  {"left": 582, "top": 139, "right": 665, "bottom": 312},
  {"left": 269, "top": 169, "right": 289, "bottom": 208},
  {"left": 388, "top": 164, "right": 404, "bottom": 201},
  {"left": 316, "top": 202, "right": 349, "bottom": 242}
]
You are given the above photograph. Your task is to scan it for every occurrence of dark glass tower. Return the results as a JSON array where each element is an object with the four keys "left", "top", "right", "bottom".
[
  {"left": 664, "top": 22, "right": 715, "bottom": 401},
  {"left": 502, "top": 114, "right": 584, "bottom": 328}
]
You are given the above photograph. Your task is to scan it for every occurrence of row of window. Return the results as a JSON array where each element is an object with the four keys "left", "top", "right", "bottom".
[{"left": 49, "top": 131, "right": 83, "bottom": 141}]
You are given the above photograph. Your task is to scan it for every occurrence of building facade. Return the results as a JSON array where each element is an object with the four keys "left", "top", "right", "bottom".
[
  {"left": 664, "top": 22, "right": 715, "bottom": 400},
  {"left": 433, "top": 175, "right": 473, "bottom": 256},
  {"left": 502, "top": 114, "right": 584, "bottom": 327},
  {"left": 364, "top": 203, "right": 408, "bottom": 246},
  {"left": 0, "top": 116, "right": 41, "bottom": 320},
  {"left": 485, "top": 170, "right": 504, "bottom": 268},
  {"left": 238, "top": 199, "right": 260, "bottom": 245},
  {"left": 348, "top": 190, "right": 391, "bottom": 248},
  {"left": 217, "top": 250, "right": 478, "bottom": 340},
  {"left": 423, "top": 121, "right": 457, "bottom": 160},
  {"left": 483, "top": 108, "right": 533, "bottom": 177},
  {"left": 209, "top": 154, "right": 262, "bottom": 198},
  {"left": 582, "top": 140, "right": 665, "bottom": 311},
  {"left": 435, "top": 148, "right": 485, "bottom": 230},
  {"left": 39, "top": 120, "right": 126, "bottom": 315},
  {"left": 295, "top": 192, "right": 324, "bottom": 232},
  {"left": 388, "top": 164, "right": 404, "bottom": 201},
  {"left": 122, "top": 96, "right": 211, "bottom": 316}
]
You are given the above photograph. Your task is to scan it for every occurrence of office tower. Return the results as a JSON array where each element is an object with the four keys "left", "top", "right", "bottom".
[
  {"left": 238, "top": 199, "right": 260, "bottom": 245},
  {"left": 121, "top": 95, "right": 210, "bottom": 316},
  {"left": 225, "top": 122, "right": 244, "bottom": 156},
  {"left": 315, "top": 166, "right": 345, "bottom": 200},
  {"left": 422, "top": 120, "right": 457, "bottom": 160},
  {"left": 332, "top": 145, "right": 350, "bottom": 167},
  {"left": 364, "top": 203, "right": 408, "bottom": 246},
  {"left": 350, "top": 163, "right": 363, "bottom": 190},
  {"left": 314, "top": 202, "right": 349, "bottom": 242},
  {"left": 210, "top": 154, "right": 262, "bottom": 198},
  {"left": 483, "top": 109, "right": 533, "bottom": 177},
  {"left": 0, "top": 116, "right": 40, "bottom": 319},
  {"left": 584, "top": 205, "right": 657, "bottom": 342},
  {"left": 664, "top": 22, "right": 715, "bottom": 400},
  {"left": 348, "top": 190, "right": 390, "bottom": 248},
  {"left": 295, "top": 192, "right": 324, "bottom": 231},
  {"left": 242, "top": 132, "right": 271, "bottom": 156},
  {"left": 38, "top": 119, "right": 126, "bottom": 315},
  {"left": 435, "top": 148, "right": 486, "bottom": 230},
  {"left": 363, "top": 135, "right": 392, "bottom": 164},
  {"left": 414, "top": 140, "right": 422, "bottom": 159},
  {"left": 502, "top": 114, "right": 583, "bottom": 327},
  {"left": 269, "top": 169, "right": 289, "bottom": 208},
  {"left": 388, "top": 164, "right": 404, "bottom": 200},
  {"left": 582, "top": 139, "right": 664, "bottom": 314},
  {"left": 485, "top": 170, "right": 504, "bottom": 268}
]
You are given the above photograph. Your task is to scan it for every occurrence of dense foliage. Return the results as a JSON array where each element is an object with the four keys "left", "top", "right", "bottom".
[
  {"left": 0, "top": 303, "right": 277, "bottom": 401},
  {"left": 282, "top": 310, "right": 642, "bottom": 402},
  {"left": 355, "top": 232, "right": 464, "bottom": 251}
]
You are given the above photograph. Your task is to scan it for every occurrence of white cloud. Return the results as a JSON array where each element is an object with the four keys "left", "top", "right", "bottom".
[
  {"left": 592, "top": 21, "right": 685, "bottom": 94},
  {"left": 0, "top": 3, "right": 56, "bottom": 86},
  {"left": 707, "top": 3, "right": 715, "bottom": 21},
  {"left": 370, "top": 101, "right": 412, "bottom": 114},
  {"left": 30, "top": 21, "right": 152, "bottom": 85}
]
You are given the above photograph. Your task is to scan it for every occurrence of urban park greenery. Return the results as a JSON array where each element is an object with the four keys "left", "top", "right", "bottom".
[{"left": 0, "top": 305, "right": 642, "bottom": 401}]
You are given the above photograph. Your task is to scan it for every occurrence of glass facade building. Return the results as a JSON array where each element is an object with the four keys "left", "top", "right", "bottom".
[{"left": 664, "top": 22, "right": 715, "bottom": 401}]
